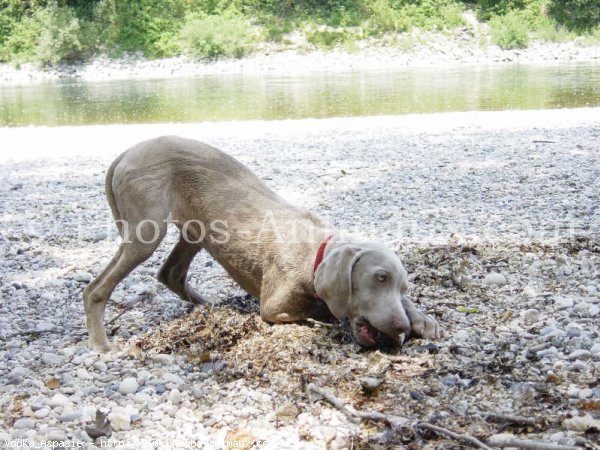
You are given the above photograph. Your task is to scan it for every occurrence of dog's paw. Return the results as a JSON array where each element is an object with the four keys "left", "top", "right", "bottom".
[
  {"left": 409, "top": 312, "right": 440, "bottom": 340},
  {"left": 89, "top": 339, "right": 121, "bottom": 354}
]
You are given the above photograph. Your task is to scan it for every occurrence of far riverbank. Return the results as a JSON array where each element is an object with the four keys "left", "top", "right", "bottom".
[{"left": 1, "top": 32, "right": 599, "bottom": 86}]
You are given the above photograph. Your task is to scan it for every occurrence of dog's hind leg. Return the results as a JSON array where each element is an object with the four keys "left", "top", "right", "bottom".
[
  {"left": 84, "top": 216, "right": 167, "bottom": 352},
  {"left": 157, "top": 234, "right": 206, "bottom": 305}
]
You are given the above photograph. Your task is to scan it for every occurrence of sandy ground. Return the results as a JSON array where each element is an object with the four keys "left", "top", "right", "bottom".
[
  {"left": 0, "top": 109, "right": 599, "bottom": 449},
  {"left": 2, "top": 108, "right": 599, "bottom": 163}
]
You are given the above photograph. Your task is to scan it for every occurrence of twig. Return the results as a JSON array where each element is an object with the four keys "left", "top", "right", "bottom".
[
  {"left": 305, "top": 318, "right": 337, "bottom": 329},
  {"left": 527, "top": 342, "right": 555, "bottom": 353},
  {"left": 486, "top": 413, "right": 540, "bottom": 426},
  {"left": 487, "top": 436, "right": 580, "bottom": 450},
  {"left": 106, "top": 304, "right": 135, "bottom": 327},
  {"left": 415, "top": 422, "right": 494, "bottom": 450},
  {"left": 307, "top": 383, "right": 489, "bottom": 448},
  {"left": 308, "top": 383, "right": 360, "bottom": 423}
]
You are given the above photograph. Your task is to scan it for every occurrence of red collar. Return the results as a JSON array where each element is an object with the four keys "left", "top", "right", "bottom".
[
  {"left": 313, "top": 235, "right": 333, "bottom": 276},
  {"left": 313, "top": 235, "right": 332, "bottom": 301}
]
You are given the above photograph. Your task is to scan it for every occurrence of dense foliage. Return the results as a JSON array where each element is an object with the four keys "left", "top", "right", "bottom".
[{"left": 0, "top": 0, "right": 598, "bottom": 64}]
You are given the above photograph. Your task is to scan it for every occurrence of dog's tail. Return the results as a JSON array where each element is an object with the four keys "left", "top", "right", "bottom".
[{"left": 105, "top": 151, "right": 127, "bottom": 238}]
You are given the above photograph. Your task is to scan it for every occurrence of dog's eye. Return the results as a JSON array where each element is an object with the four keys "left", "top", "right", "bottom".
[{"left": 375, "top": 272, "right": 388, "bottom": 283}]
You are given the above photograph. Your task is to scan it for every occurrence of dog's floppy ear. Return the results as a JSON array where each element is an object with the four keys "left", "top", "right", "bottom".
[{"left": 314, "top": 244, "right": 362, "bottom": 320}]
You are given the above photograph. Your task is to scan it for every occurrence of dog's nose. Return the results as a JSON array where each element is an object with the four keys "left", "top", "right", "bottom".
[{"left": 391, "top": 317, "right": 411, "bottom": 340}]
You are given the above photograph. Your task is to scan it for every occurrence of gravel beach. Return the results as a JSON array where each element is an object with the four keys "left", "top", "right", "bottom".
[
  {"left": 1, "top": 35, "right": 599, "bottom": 85},
  {"left": 0, "top": 109, "right": 599, "bottom": 449}
]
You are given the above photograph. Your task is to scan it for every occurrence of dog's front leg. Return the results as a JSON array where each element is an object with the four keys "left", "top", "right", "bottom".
[
  {"left": 401, "top": 296, "right": 441, "bottom": 340},
  {"left": 259, "top": 271, "right": 310, "bottom": 323},
  {"left": 260, "top": 290, "right": 306, "bottom": 323}
]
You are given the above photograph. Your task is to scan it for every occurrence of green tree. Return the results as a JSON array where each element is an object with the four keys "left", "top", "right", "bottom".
[{"left": 548, "top": 0, "right": 599, "bottom": 31}]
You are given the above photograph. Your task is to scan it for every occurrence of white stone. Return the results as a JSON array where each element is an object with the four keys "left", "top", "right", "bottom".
[
  {"left": 58, "top": 406, "right": 81, "bottom": 423},
  {"left": 483, "top": 273, "right": 507, "bottom": 287},
  {"left": 151, "top": 353, "right": 175, "bottom": 365},
  {"left": 93, "top": 361, "right": 107, "bottom": 372},
  {"left": 565, "top": 323, "right": 582, "bottom": 337},
  {"left": 35, "top": 321, "right": 55, "bottom": 332},
  {"left": 119, "top": 377, "right": 139, "bottom": 395},
  {"left": 161, "top": 372, "right": 184, "bottom": 386},
  {"left": 568, "top": 349, "right": 592, "bottom": 360},
  {"left": 555, "top": 297, "right": 574, "bottom": 310},
  {"left": 49, "top": 393, "right": 70, "bottom": 408},
  {"left": 133, "top": 392, "right": 152, "bottom": 405},
  {"left": 454, "top": 329, "right": 469, "bottom": 343},
  {"left": 72, "top": 272, "right": 93, "bottom": 283},
  {"left": 80, "top": 406, "right": 97, "bottom": 422},
  {"left": 108, "top": 406, "right": 138, "bottom": 432},
  {"left": 578, "top": 388, "right": 593, "bottom": 399},
  {"left": 563, "top": 414, "right": 600, "bottom": 432},
  {"left": 28, "top": 396, "right": 45, "bottom": 411},
  {"left": 34, "top": 408, "right": 50, "bottom": 419},
  {"left": 488, "top": 433, "right": 517, "bottom": 446},
  {"left": 46, "top": 429, "right": 67, "bottom": 442},
  {"left": 40, "top": 292, "right": 55, "bottom": 301},
  {"left": 521, "top": 309, "right": 541, "bottom": 323},
  {"left": 168, "top": 388, "right": 182, "bottom": 405},
  {"left": 76, "top": 368, "right": 93, "bottom": 380},
  {"left": 567, "top": 385, "right": 579, "bottom": 398},
  {"left": 41, "top": 352, "right": 63, "bottom": 365},
  {"left": 13, "top": 418, "right": 36, "bottom": 430}
]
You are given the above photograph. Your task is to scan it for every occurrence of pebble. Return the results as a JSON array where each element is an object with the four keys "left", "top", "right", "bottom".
[
  {"left": 7, "top": 367, "right": 30, "bottom": 384},
  {"left": 108, "top": 406, "right": 138, "bottom": 432},
  {"left": 49, "top": 393, "right": 70, "bottom": 408},
  {"left": 488, "top": 433, "right": 517, "bottom": 446},
  {"left": 168, "top": 388, "right": 182, "bottom": 405},
  {"left": 46, "top": 429, "right": 67, "bottom": 441},
  {"left": 578, "top": 388, "right": 593, "bottom": 399},
  {"left": 93, "top": 361, "right": 107, "bottom": 372},
  {"left": 59, "top": 410, "right": 81, "bottom": 423},
  {"left": 39, "top": 292, "right": 55, "bottom": 301},
  {"left": 72, "top": 272, "right": 93, "bottom": 283},
  {"left": 151, "top": 354, "right": 175, "bottom": 365},
  {"left": 453, "top": 329, "right": 469, "bottom": 343},
  {"left": 41, "top": 352, "right": 64, "bottom": 365},
  {"left": 571, "top": 361, "right": 589, "bottom": 371},
  {"left": 565, "top": 323, "right": 582, "bottom": 337},
  {"left": 567, "top": 349, "right": 592, "bottom": 361},
  {"left": 563, "top": 414, "right": 600, "bottom": 432},
  {"left": 35, "top": 321, "right": 55, "bottom": 332},
  {"left": 540, "top": 326, "right": 565, "bottom": 339},
  {"left": 191, "top": 386, "right": 204, "bottom": 399},
  {"left": 483, "top": 273, "right": 507, "bottom": 287},
  {"left": 29, "top": 397, "right": 45, "bottom": 411},
  {"left": 567, "top": 385, "right": 580, "bottom": 398},
  {"left": 13, "top": 418, "right": 36, "bottom": 430},
  {"left": 521, "top": 308, "right": 541, "bottom": 323},
  {"left": 76, "top": 368, "right": 93, "bottom": 380},
  {"left": 119, "top": 377, "right": 139, "bottom": 395},
  {"left": 360, "top": 376, "right": 384, "bottom": 393},
  {"left": 34, "top": 408, "right": 50, "bottom": 419},
  {"left": 555, "top": 297, "right": 574, "bottom": 310}
]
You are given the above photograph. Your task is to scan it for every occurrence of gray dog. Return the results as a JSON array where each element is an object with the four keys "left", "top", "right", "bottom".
[{"left": 83, "top": 136, "right": 440, "bottom": 352}]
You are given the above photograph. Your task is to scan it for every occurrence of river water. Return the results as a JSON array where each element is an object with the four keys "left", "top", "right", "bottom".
[{"left": 0, "top": 62, "right": 598, "bottom": 126}]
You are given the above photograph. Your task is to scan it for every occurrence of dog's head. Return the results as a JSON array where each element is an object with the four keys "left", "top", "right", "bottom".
[{"left": 314, "top": 239, "right": 412, "bottom": 347}]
